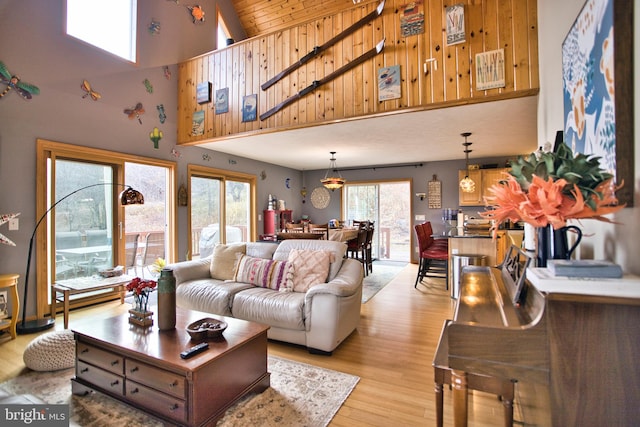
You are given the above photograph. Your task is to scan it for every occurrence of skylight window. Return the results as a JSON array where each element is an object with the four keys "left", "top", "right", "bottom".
[
  {"left": 66, "top": 0, "right": 137, "bottom": 62},
  {"left": 217, "top": 11, "right": 231, "bottom": 49}
]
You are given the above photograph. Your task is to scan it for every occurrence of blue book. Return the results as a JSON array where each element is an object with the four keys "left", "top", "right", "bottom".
[{"left": 547, "top": 260, "right": 623, "bottom": 278}]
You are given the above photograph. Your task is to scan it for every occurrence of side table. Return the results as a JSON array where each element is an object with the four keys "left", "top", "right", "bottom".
[
  {"left": 0, "top": 273, "right": 20, "bottom": 340},
  {"left": 51, "top": 275, "right": 132, "bottom": 328}
]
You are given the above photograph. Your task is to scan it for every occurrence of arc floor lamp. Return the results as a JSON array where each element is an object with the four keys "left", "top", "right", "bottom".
[{"left": 16, "top": 183, "right": 144, "bottom": 335}]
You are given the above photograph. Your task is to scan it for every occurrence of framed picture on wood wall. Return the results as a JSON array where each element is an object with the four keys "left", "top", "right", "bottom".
[
  {"left": 196, "top": 81, "right": 212, "bottom": 104},
  {"left": 562, "top": 0, "right": 634, "bottom": 206}
]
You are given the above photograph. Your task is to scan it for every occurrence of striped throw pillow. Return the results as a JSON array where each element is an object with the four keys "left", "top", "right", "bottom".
[{"left": 234, "top": 255, "right": 293, "bottom": 292}]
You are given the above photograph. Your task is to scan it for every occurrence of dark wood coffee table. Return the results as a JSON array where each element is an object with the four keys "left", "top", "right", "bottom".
[{"left": 71, "top": 307, "right": 270, "bottom": 426}]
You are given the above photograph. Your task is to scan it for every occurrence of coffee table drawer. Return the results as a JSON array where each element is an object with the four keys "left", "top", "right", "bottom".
[
  {"left": 77, "top": 341, "right": 124, "bottom": 375},
  {"left": 126, "top": 380, "right": 187, "bottom": 423},
  {"left": 76, "top": 360, "right": 124, "bottom": 396},
  {"left": 125, "top": 359, "right": 186, "bottom": 398}
]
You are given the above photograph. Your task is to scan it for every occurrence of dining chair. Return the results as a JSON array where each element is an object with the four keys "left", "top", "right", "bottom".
[
  {"left": 308, "top": 223, "right": 329, "bottom": 239},
  {"left": 364, "top": 223, "right": 375, "bottom": 274},
  {"left": 284, "top": 222, "right": 304, "bottom": 233},
  {"left": 414, "top": 222, "right": 448, "bottom": 288},
  {"left": 142, "top": 232, "right": 165, "bottom": 275},
  {"left": 347, "top": 227, "right": 369, "bottom": 276},
  {"left": 125, "top": 233, "right": 140, "bottom": 276}
]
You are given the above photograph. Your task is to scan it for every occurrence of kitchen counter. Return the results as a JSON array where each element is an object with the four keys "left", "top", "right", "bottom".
[
  {"left": 436, "top": 228, "right": 493, "bottom": 238},
  {"left": 446, "top": 230, "right": 507, "bottom": 291}
]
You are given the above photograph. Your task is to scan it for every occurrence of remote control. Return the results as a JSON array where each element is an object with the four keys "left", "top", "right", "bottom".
[{"left": 180, "top": 342, "right": 209, "bottom": 359}]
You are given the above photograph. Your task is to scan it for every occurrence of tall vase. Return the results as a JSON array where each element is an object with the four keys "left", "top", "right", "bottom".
[
  {"left": 536, "top": 225, "right": 582, "bottom": 267},
  {"left": 157, "top": 268, "right": 176, "bottom": 330}
]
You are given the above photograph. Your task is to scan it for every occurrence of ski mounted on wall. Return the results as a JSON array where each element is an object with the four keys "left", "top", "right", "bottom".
[
  {"left": 260, "top": 39, "right": 385, "bottom": 121},
  {"left": 260, "top": 0, "right": 386, "bottom": 91}
]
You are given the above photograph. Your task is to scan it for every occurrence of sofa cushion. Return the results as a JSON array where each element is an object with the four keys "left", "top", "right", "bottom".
[
  {"left": 209, "top": 243, "right": 246, "bottom": 280},
  {"left": 273, "top": 239, "right": 347, "bottom": 281},
  {"left": 176, "top": 279, "right": 253, "bottom": 316},
  {"left": 287, "top": 249, "right": 331, "bottom": 292},
  {"left": 234, "top": 255, "right": 293, "bottom": 291},
  {"left": 246, "top": 242, "right": 279, "bottom": 259},
  {"left": 231, "top": 287, "right": 306, "bottom": 330}
]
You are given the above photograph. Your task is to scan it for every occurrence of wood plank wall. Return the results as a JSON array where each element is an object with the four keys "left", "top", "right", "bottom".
[{"left": 177, "top": 0, "right": 539, "bottom": 145}]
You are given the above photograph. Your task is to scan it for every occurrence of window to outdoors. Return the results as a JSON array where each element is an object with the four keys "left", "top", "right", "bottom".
[
  {"left": 188, "top": 165, "right": 255, "bottom": 259},
  {"left": 216, "top": 10, "right": 231, "bottom": 49},
  {"left": 343, "top": 181, "right": 411, "bottom": 262},
  {"left": 36, "top": 139, "right": 175, "bottom": 319},
  {"left": 66, "top": 0, "right": 137, "bottom": 62}
]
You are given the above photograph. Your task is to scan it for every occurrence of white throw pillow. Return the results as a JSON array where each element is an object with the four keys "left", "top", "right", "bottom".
[{"left": 287, "top": 249, "right": 332, "bottom": 292}]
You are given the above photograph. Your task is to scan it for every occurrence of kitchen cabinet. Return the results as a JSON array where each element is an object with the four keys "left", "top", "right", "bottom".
[{"left": 458, "top": 168, "right": 509, "bottom": 206}]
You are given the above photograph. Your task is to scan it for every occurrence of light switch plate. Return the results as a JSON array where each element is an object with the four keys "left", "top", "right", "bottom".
[
  {"left": 415, "top": 214, "right": 425, "bottom": 221},
  {"left": 8, "top": 218, "right": 18, "bottom": 230}
]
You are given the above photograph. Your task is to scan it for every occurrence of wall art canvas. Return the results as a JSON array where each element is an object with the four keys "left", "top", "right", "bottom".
[
  {"left": 242, "top": 94, "right": 257, "bottom": 122},
  {"left": 475, "top": 49, "right": 505, "bottom": 90},
  {"left": 215, "top": 88, "right": 229, "bottom": 114},
  {"left": 191, "top": 110, "right": 205, "bottom": 136},
  {"left": 562, "top": 0, "right": 634, "bottom": 206},
  {"left": 400, "top": 1, "right": 424, "bottom": 37},
  {"left": 378, "top": 65, "right": 401, "bottom": 101},
  {"left": 196, "top": 81, "right": 212, "bottom": 104},
  {"left": 446, "top": 4, "right": 465, "bottom": 46}
]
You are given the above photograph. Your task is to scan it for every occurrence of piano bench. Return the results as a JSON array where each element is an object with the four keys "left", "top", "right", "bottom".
[{"left": 433, "top": 320, "right": 515, "bottom": 427}]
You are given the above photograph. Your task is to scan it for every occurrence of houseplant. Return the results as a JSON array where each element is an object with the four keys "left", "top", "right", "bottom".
[
  {"left": 126, "top": 277, "right": 157, "bottom": 326},
  {"left": 481, "top": 142, "right": 625, "bottom": 265}
]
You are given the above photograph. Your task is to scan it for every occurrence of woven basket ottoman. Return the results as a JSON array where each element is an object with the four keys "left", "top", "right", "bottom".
[{"left": 23, "top": 330, "right": 75, "bottom": 372}]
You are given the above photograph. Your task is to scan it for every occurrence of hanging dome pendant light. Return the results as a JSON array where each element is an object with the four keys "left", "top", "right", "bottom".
[
  {"left": 459, "top": 132, "right": 476, "bottom": 193},
  {"left": 321, "top": 151, "right": 345, "bottom": 191}
]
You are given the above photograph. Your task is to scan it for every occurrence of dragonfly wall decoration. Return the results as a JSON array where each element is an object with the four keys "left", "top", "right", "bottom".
[
  {"left": 124, "top": 103, "right": 145, "bottom": 124},
  {"left": 0, "top": 61, "right": 40, "bottom": 100},
  {"left": 81, "top": 80, "right": 101, "bottom": 101}
]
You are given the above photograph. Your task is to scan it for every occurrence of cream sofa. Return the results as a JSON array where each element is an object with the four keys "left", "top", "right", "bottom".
[{"left": 170, "top": 239, "right": 364, "bottom": 354}]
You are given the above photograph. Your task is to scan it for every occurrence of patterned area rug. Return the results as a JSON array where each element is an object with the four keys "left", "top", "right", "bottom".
[
  {"left": 362, "top": 261, "right": 406, "bottom": 303},
  {"left": 0, "top": 356, "right": 358, "bottom": 427}
]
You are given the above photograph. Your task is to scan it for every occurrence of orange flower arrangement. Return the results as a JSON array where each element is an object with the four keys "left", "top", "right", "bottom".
[{"left": 480, "top": 142, "right": 625, "bottom": 236}]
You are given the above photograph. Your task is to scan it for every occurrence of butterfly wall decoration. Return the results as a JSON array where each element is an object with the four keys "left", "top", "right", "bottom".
[{"left": 124, "top": 103, "right": 145, "bottom": 124}]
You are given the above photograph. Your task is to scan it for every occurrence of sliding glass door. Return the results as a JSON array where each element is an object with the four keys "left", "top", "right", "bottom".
[
  {"left": 188, "top": 165, "right": 255, "bottom": 259},
  {"left": 343, "top": 181, "right": 411, "bottom": 262},
  {"left": 52, "top": 160, "right": 116, "bottom": 281},
  {"left": 37, "top": 139, "right": 176, "bottom": 320}
]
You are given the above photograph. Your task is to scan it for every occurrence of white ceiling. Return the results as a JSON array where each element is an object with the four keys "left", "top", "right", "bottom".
[{"left": 198, "top": 95, "right": 540, "bottom": 171}]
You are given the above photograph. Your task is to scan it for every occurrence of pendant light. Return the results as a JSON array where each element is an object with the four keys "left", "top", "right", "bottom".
[
  {"left": 459, "top": 132, "right": 476, "bottom": 193},
  {"left": 321, "top": 151, "right": 346, "bottom": 191}
]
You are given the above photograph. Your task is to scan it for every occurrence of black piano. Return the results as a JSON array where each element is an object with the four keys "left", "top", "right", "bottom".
[{"left": 434, "top": 246, "right": 640, "bottom": 426}]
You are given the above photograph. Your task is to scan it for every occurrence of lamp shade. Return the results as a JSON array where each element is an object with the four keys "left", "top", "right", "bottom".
[
  {"left": 459, "top": 132, "right": 475, "bottom": 193},
  {"left": 322, "top": 151, "right": 345, "bottom": 191},
  {"left": 459, "top": 176, "right": 476, "bottom": 193}
]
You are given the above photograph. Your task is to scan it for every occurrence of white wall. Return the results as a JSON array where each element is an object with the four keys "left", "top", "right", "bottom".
[{"left": 537, "top": 0, "right": 639, "bottom": 274}]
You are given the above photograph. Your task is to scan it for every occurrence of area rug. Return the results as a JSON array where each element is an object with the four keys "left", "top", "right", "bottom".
[
  {"left": 361, "top": 261, "right": 406, "bottom": 303},
  {"left": 0, "top": 355, "right": 359, "bottom": 427}
]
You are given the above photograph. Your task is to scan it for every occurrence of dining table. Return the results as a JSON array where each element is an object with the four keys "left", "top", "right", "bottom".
[
  {"left": 276, "top": 232, "right": 324, "bottom": 240},
  {"left": 329, "top": 228, "right": 359, "bottom": 243}
]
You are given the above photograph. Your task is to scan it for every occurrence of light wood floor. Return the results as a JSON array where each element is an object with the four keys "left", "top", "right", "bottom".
[{"left": 0, "top": 263, "right": 526, "bottom": 426}]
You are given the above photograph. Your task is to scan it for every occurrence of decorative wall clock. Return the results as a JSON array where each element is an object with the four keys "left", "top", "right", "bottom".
[{"left": 310, "top": 187, "right": 331, "bottom": 209}]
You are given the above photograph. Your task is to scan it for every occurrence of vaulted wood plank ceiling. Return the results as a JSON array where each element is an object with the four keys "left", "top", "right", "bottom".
[
  {"left": 231, "top": 0, "right": 366, "bottom": 38},
  {"left": 223, "top": 0, "right": 539, "bottom": 170}
]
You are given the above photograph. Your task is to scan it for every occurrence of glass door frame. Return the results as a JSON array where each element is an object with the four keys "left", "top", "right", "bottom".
[
  {"left": 187, "top": 164, "right": 257, "bottom": 260},
  {"left": 36, "top": 139, "right": 177, "bottom": 320}
]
